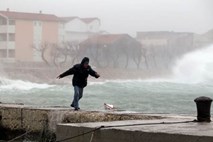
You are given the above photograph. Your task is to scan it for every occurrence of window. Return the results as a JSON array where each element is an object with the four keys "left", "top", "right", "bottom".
[
  {"left": 34, "top": 21, "right": 37, "bottom": 26},
  {"left": 0, "top": 33, "right": 7, "bottom": 41},
  {"left": 0, "top": 49, "right": 7, "bottom": 58},
  {"left": 34, "top": 21, "right": 42, "bottom": 26},
  {"left": 9, "top": 49, "right": 15, "bottom": 58},
  {"left": 89, "top": 25, "right": 93, "bottom": 30},
  {"left": 39, "top": 21, "right": 42, "bottom": 26},
  {"left": 9, "top": 33, "right": 15, "bottom": 41},
  {"left": 9, "top": 19, "right": 15, "bottom": 25},
  {"left": 0, "top": 18, "right": 7, "bottom": 25},
  {"left": 59, "top": 22, "right": 64, "bottom": 28}
]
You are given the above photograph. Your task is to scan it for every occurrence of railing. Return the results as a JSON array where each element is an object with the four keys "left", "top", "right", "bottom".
[
  {"left": 0, "top": 41, "right": 6, "bottom": 48},
  {"left": 0, "top": 41, "right": 15, "bottom": 49},
  {"left": 8, "top": 41, "right": 15, "bottom": 49},
  {"left": 0, "top": 58, "right": 15, "bottom": 62},
  {"left": 0, "top": 25, "right": 15, "bottom": 33}
]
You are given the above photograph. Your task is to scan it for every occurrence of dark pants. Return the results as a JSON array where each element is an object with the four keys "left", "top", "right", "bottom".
[{"left": 71, "top": 86, "right": 83, "bottom": 109}]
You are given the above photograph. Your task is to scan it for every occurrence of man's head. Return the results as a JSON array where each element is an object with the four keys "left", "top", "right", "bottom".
[{"left": 81, "top": 57, "right": 89, "bottom": 68}]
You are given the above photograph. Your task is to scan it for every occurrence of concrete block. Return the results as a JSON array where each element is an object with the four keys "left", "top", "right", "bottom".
[
  {"left": 1, "top": 107, "right": 22, "bottom": 130},
  {"left": 56, "top": 119, "right": 213, "bottom": 142},
  {"left": 22, "top": 109, "right": 49, "bottom": 132}
]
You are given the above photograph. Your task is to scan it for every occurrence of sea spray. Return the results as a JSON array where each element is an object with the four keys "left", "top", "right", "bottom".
[
  {"left": 172, "top": 45, "right": 213, "bottom": 84},
  {"left": 0, "top": 77, "right": 54, "bottom": 90}
]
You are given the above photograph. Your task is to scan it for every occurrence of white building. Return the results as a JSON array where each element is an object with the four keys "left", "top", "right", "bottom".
[{"left": 61, "top": 17, "right": 101, "bottom": 42}]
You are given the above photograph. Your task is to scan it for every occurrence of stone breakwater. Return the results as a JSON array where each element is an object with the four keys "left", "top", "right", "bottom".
[{"left": 0, "top": 103, "right": 163, "bottom": 141}]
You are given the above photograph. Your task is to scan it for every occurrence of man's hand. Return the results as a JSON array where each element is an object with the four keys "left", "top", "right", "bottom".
[
  {"left": 95, "top": 73, "right": 100, "bottom": 78},
  {"left": 57, "top": 75, "right": 62, "bottom": 79}
]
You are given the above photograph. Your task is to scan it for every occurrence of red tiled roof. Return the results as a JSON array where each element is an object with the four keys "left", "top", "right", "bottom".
[
  {"left": 137, "top": 31, "right": 193, "bottom": 38},
  {"left": 81, "top": 34, "right": 131, "bottom": 45},
  {"left": 59, "top": 17, "right": 79, "bottom": 22},
  {"left": 0, "top": 11, "right": 60, "bottom": 22},
  {"left": 80, "top": 18, "right": 100, "bottom": 23},
  {"left": 59, "top": 17, "right": 100, "bottom": 24}
]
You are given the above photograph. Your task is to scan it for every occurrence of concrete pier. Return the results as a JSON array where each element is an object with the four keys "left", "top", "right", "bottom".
[
  {"left": 56, "top": 118, "right": 213, "bottom": 142},
  {"left": 3, "top": 103, "right": 211, "bottom": 142},
  {"left": 0, "top": 103, "right": 162, "bottom": 141}
]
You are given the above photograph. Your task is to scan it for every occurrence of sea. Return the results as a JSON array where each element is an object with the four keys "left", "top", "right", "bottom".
[{"left": 1, "top": 45, "right": 213, "bottom": 115}]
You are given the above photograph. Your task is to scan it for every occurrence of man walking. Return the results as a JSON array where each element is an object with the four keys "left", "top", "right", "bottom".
[{"left": 57, "top": 57, "right": 100, "bottom": 110}]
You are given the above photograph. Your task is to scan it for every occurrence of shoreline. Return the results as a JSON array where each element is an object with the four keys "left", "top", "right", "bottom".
[{"left": 1, "top": 65, "right": 172, "bottom": 84}]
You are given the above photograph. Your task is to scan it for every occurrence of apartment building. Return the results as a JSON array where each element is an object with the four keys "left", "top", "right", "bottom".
[
  {"left": 0, "top": 9, "right": 65, "bottom": 62},
  {"left": 136, "top": 31, "right": 194, "bottom": 48},
  {"left": 61, "top": 17, "right": 101, "bottom": 42}
]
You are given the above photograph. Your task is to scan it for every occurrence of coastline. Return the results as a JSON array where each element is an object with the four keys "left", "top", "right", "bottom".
[{"left": 1, "top": 65, "right": 171, "bottom": 84}]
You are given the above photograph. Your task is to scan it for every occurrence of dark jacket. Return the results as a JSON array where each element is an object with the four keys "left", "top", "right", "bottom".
[{"left": 59, "top": 58, "right": 98, "bottom": 88}]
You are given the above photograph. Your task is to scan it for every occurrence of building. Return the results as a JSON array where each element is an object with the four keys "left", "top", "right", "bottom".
[
  {"left": 61, "top": 17, "right": 101, "bottom": 42},
  {"left": 136, "top": 31, "right": 194, "bottom": 48},
  {"left": 0, "top": 9, "right": 65, "bottom": 62},
  {"left": 79, "top": 34, "right": 143, "bottom": 68}
]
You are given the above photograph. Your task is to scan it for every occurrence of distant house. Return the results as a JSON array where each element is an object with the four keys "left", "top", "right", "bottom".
[
  {"left": 0, "top": 9, "right": 65, "bottom": 62},
  {"left": 202, "top": 29, "right": 213, "bottom": 45},
  {"left": 136, "top": 31, "right": 196, "bottom": 69},
  {"left": 136, "top": 31, "right": 194, "bottom": 48},
  {"left": 204, "top": 29, "right": 213, "bottom": 41},
  {"left": 80, "top": 34, "right": 143, "bottom": 69},
  {"left": 193, "top": 29, "right": 213, "bottom": 48},
  {"left": 60, "top": 17, "right": 101, "bottom": 42},
  {"left": 80, "top": 34, "right": 133, "bottom": 47}
]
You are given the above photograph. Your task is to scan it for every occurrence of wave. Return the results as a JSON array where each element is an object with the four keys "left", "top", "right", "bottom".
[
  {"left": 88, "top": 79, "right": 145, "bottom": 86},
  {"left": 88, "top": 45, "right": 213, "bottom": 85},
  {"left": 0, "top": 77, "right": 54, "bottom": 90},
  {"left": 88, "top": 78, "right": 169, "bottom": 86},
  {"left": 171, "top": 45, "right": 213, "bottom": 84}
]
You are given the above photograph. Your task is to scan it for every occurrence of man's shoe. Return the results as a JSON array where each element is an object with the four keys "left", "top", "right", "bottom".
[
  {"left": 74, "top": 107, "right": 80, "bottom": 111},
  {"left": 70, "top": 104, "right": 74, "bottom": 108}
]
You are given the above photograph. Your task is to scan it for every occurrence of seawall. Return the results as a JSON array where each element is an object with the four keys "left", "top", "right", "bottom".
[
  {"left": 1, "top": 103, "right": 212, "bottom": 142},
  {"left": 0, "top": 103, "right": 162, "bottom": 141}
]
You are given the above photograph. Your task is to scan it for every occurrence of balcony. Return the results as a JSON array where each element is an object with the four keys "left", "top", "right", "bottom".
[
  {"left": 0, "top": 26, "right": 7, "bottom": 33},
  {"left": 8, "top": 42, "right": 15, "bottom": 49},
  {"left": 0, "top": 41, "right": 6, "bottom": 49},
  {"left": 0, "top": 58, "right": 15, "bottom": 62},
  {"left": 0, "top": 41, "right": 15, "bottom": 49},
  {"left": 0, "top": 25, "right": 15, "bottom": 33},
  {"left": 8, "top": 26, "right": 15, "bottom": 33}
]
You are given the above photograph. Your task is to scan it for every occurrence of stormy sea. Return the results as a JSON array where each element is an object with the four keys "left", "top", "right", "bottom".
[{"left": 0, "top": 45, "right": 213, "bottom": 115}]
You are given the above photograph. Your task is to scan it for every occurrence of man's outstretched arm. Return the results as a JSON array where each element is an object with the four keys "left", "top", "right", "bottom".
[
  {"left": 57, "top": 66, "right": 76, "bottom": 79},
  {"left": 89, "top": 67, "right": 100, "bottom": 78}
]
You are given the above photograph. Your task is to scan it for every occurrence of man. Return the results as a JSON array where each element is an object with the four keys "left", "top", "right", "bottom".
[{"left": 57, "top": 57, "right": 100, "bottom": 110}]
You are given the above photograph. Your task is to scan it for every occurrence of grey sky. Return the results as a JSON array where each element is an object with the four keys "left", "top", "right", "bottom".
[{"left": 0, "top": 0, "right": 212, "bottom": 36}]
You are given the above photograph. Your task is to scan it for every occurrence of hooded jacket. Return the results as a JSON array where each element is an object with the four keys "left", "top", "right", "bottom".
[{"left": 59, "top": 57, "right": 99, "bottom": 88}]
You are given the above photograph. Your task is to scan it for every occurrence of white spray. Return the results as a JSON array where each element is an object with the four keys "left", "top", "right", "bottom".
[
  {"left": 0, "top": 77, "right": 53, "bottom": 90},
  {"left": 172, "top": 45, "right": 213, "bottom": 84}
]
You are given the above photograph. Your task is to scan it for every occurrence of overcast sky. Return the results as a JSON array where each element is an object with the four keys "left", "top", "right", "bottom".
[{"left": 0, "top": 0, "right": 212, "bottom": 36}]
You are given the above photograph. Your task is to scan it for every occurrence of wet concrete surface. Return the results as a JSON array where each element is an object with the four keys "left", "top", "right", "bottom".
[
  {"left": 1, "top": 103, "right": 212, "bottom": 142},
  {"left": 56, "top": 117, "right": 213, "bottom": 142},
  {"left": 0, "top": 103, "right": 162, "bottom": 133}
]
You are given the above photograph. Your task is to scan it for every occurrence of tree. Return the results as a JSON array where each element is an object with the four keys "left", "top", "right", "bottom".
[
  {"left": 32, "top": 42, "right": 50, "bottom": 65},
  {"left": 61, "top": 41, "right": 81, "bottom": 65},
  {"left": 50, "top": 43, "right": 62, "bottom": 67}
]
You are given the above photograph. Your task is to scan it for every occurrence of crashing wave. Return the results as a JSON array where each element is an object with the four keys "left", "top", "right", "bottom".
[
  {"left": 171, "top": 45, "right": 213, "bottom": 84},
  {"left": 0, "top": 77, "right": 53, "bottom": 90}
]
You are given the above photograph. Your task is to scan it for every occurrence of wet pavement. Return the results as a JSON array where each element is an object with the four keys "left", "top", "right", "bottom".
[{"left": 57, "top": 117, "right": 213, "bottom": 142}]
